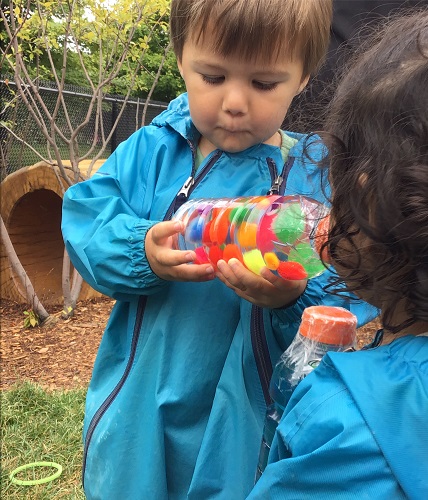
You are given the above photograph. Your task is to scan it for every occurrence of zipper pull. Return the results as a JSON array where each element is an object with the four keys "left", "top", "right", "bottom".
[
  {"left": 268, "top": 175, "right": 283, "bottom": 195},
  {"left": 174, "top": 175, "right": 195, "bottom": 211},
  {"left": 177, "top": 175, "right": 194, "bottom": 198}
]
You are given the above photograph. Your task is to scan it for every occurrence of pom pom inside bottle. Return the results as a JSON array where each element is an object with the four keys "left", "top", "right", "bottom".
[{"left": 172, "top": 195, "right": 330, "bottom": 279}]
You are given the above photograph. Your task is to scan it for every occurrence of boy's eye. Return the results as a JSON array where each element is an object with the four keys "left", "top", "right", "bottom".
[
  {"left": 202, "top": 75, "right": 225, "bottom": 85},
  {"left": 253, "top": 81, "right": 278, "bottom": 91}
]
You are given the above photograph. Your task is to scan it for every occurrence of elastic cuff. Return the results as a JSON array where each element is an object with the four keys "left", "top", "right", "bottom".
[{"left": 131, "top": 220, "right": 165, "bottom": 288}]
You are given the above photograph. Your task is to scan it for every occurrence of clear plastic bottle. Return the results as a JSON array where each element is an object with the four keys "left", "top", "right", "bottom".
[
  {"left": 255, "top": 305, "right": 357, "bottom": 482},
  {"left": 172, "top": 195, "right": 330, "bottom": 280}
]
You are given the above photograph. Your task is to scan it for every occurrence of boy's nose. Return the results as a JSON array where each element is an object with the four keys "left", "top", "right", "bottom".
[{"left": 222, "top": 86, "right": 248, "bottom": 115}]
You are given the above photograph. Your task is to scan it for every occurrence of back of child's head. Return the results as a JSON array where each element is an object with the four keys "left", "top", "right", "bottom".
[
  {"left": 170, "top": 0, "right": 332, "bottom": 78},
  {"left": 322, "top": 9, "right": 428, "bottom": 332}
]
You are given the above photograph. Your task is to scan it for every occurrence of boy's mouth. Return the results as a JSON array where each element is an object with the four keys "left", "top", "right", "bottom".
[{"left": 221, "top": 127, "right": 247, "bottom": 134}]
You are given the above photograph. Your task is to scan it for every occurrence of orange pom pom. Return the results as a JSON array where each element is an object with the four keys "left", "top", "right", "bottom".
[
  {"left": 223, "top": 244, "right": 244, "bottom": 264},
  {"left": 264, "top": 252, "right": 280, "bottom": 270}
]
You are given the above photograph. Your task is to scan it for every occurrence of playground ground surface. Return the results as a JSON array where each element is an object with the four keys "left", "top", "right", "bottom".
[{"left": 1, "top": 296, "right": 380, "bottom": 391}]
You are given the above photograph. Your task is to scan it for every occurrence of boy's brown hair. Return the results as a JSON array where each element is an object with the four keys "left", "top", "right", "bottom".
[{"left": 170, "top": 0, "right": 332, "bottom": 78}]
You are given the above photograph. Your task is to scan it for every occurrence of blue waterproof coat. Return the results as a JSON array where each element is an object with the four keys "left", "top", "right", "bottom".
[
  {"left": 62, "top": 94, "right": 378, "bottom": 499},
  {"left": 249, "top": 334, "right": 428, "bottom": 499}
]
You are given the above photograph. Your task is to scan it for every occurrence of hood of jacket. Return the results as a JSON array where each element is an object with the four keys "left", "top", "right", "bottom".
[
  {"left": 328, "top": 334, "right": 428, "bottom": 497},
  {"left": 152, "top": 92, "right": 199, "bottom": 144}
]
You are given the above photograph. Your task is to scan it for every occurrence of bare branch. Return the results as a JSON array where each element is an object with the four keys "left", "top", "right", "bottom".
[
  {"left": 1, "top": 215, "right": 50, "bottom": 321},
  {"left": 37, "top": 1, "right": 74, "bottom": 134},
  {"left": 0, "top": 0, "right": 32, "bottom": 68},
  {"left": 142, "top": 41, "right": 172, "bottom": 127},
  {"left": 1, "top": 122, "right": 54, "bottom": 164}
]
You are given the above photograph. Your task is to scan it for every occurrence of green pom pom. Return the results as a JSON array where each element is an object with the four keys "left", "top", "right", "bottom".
[
  {"left": 230, "top": 206, "right": 249, "bottom": 223},
  {"left": 289, "top": 242, "right": 325, "bottom": 278},
  {"left": 273, "top": 203, "right": 305, "bottom": 244}
]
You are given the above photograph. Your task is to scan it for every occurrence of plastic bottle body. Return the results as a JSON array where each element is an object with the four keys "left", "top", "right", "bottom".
[
  {"left": 255, "top": 336, "right": 340, "bottom": 481},
  {"left": 255, "top": 306, "right": 357, "bottom": 482},
  {"left": 172, "top": 195, "right": 329, "bottom": 280},
  {"left": 255, "top": 402, "right": 283, "bottom": 482}
]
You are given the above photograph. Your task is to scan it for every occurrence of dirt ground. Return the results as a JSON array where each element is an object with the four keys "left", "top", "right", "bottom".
[
  {"left": 1, "top": 297, "right": 381, "bottom": 391},
  {"left": 1, "top": 297, "right": 114, "bottom": 390}
]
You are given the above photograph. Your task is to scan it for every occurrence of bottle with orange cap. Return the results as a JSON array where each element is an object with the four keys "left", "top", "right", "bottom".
[
  {"left": 172, "top": 195, "right": 330, "bottom": 280},
  {"left": 255, "top": 306, "right": 357, "bottom": 482}
]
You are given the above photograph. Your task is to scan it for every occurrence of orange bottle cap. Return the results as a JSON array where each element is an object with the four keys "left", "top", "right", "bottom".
[{"left": 299, "top": 306, "right": 357, "bottom": 345}]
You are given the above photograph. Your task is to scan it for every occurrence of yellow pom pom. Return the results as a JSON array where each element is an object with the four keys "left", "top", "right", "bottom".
[{"left": 243, "top": 249, "right": 266, "bottom": 275}]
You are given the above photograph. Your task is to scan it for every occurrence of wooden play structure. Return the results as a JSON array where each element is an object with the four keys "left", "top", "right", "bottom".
[{"left": 1, "top": 160, "right": 105, "bottom": 306}]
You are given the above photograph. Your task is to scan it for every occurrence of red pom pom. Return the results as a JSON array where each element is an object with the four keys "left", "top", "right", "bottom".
[
  {"left": 202, "top": 220, "right": 213, "bottom": 245},
  {"left": 209, "top": 245, "right": 223, "bottom": 268},
  {"left": 277, "top": 261, "right": 308, "bottom": 280},
  {"left": 194, "top": 246, "right": 210, "bottom": 264}
]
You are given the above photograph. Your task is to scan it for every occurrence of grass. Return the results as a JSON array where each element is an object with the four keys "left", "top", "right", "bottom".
[{"left": 1, "top": 381, "right": 86, "bottom": 499}]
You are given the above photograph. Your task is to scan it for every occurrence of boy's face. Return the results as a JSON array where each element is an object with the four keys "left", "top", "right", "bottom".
[{"left": 177, "top": 29, "right": 309, "bottom": 155}]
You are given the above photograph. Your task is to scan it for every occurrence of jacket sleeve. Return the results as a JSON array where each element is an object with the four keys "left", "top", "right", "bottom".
[
  {"left": 61, "top": 130, "right": 168, "bottom": 300},
  {"left": 271, "top": 267, "right": 380, "bottom": 351},
  {"left": 247, "top": 359, "right": 403, "bottom": 499}
]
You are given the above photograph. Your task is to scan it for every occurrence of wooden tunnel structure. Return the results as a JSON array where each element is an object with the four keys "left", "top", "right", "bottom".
[{"left": 1, "top": 161, "right": 105, "bottom": 306}]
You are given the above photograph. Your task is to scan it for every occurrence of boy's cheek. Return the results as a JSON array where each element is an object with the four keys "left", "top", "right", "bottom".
[{"left": 331, "top": 238, "right": 387, "bottom": 308}]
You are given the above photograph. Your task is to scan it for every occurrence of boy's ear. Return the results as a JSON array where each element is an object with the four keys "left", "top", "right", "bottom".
[
  {"left": 297, "top": 75, "right": 310, "bottom": 95},
  {"left": 177, "top": 58, "right": 184, "bottom": 79}
]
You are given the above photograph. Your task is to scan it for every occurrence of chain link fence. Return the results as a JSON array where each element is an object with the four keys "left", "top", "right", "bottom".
[{"left": 0, "top": 75, "right": 169, "bottom": 179}]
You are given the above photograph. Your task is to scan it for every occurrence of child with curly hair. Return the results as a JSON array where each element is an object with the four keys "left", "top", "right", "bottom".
[{"left": 249, "top": 9, "right": 428, "bottom": 499}]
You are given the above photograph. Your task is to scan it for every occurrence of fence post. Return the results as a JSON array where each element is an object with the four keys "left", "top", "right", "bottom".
[{"left": 111, "top": 100, "right": 118, "bottom": 154}]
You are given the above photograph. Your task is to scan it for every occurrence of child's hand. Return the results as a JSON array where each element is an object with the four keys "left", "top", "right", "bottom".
[
  {"left": 216, "top": 258, "right": 307, "bottom": 308},
  {"left": 145, "top": 221, "right": 215, "bottom": 282}
]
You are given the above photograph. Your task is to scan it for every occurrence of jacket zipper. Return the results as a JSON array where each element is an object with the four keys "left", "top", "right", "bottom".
[
  {"left": 164, "top": 146, "right": 223, "bottom": 220},
  {"left": 267, "top": 157, "right": 294, "bottom": 195},
  {"left": 251, "top": 306, "right": 274, "bottom": 405},
  {"left": 266, "top": 157, "right": 281, "bottom": 195},
  {"left": 82, "top": 295, "right": 147, "bottom": 486},
  {"left": 251, "top": 156, "right": 295, "bottom": 405}
]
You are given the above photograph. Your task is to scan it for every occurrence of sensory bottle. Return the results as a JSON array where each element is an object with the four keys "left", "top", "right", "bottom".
[
  {"left": 255, "top": 305, "right": 357, "bottom": 482},
  {"left": 172, "top": 195, "right": 330, "bottom": 280}
]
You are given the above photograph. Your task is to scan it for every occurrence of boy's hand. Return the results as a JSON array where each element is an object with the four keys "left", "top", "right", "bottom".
[
  {"left": 216, "top": 258, "right": 306, "bottom": 308},
  {"left": 145, "top": 221, "right": 215, "bottom": 282}
]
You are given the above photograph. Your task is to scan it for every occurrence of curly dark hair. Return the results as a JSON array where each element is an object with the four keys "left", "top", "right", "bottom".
[{"left": 321, "top": 9, "right": 428, "bottom": 333}]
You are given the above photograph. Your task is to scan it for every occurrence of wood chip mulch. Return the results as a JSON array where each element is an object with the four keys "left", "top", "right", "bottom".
[
  {"left": 1, "top": 297, "right": 114, "bottom": 391},
  {"left": 1, "top": 297, "right": 380, "bottom": 391}
]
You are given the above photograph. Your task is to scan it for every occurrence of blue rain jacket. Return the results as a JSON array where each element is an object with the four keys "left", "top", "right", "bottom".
[
  {"left": 249, "top": 334, "right": 428, "bottom": 499},
  {"left": 62, "top": 93, "right": 378, "bottom": 499}
]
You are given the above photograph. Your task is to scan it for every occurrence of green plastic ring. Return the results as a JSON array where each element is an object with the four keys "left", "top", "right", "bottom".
[{"left": 9, "top": 461, "right": 63, "bottom": 486}]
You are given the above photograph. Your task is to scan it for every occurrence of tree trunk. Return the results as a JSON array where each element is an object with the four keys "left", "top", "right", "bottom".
[
  {"left": 1, "top": 215, "right": 50, "bottom": 323},
  {"left": 61, "top": 249, "right": 84, "bottom": 319}
]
